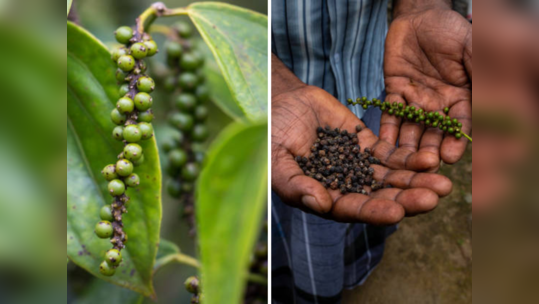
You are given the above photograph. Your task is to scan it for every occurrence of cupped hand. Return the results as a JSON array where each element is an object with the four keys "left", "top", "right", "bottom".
[
  {"left": 272, "top": 85, "right": 452, "bottom": 225},
  {"left": 383, "top": 9, "right": 472, "bottom": 166}
]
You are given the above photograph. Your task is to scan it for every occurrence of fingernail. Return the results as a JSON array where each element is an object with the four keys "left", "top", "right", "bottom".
[{"left": 302, "top": 195, "right": 322, "bottom": 213}]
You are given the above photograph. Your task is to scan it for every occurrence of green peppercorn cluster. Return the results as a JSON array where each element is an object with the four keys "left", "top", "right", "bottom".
[
  {"left": 347, "top": 97, "right": 472, "bottom": 141},
  {"left": 185, "top": 276, "right": 203, "bottom": 303},
  {"left": 95, "top": 25, "right": 158, "bottom": 277},
  {"left": 159, "top": 22, "right": 210, "bottom": 237}
]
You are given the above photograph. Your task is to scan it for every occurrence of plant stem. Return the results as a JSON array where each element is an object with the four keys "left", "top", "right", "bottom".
[
  {"left": 155, "top": 253, "right": 268, "bottom": 285},
  {"left": 462, "top": 132, "right": 472, "bottom": 142},
  {"left": 148, "top": 24, "right": 175, "bottom": 37},
  {"left": 136, "top": 3, "right": 189, "bottom": 35}
]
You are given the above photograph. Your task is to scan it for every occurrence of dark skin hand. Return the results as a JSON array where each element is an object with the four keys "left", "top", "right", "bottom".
[
  {"left": 272, "top": 56, "right": 453, "bottom": 225},
  {"left": 383, "top": 5, "right": 472, "bottom": 167}
]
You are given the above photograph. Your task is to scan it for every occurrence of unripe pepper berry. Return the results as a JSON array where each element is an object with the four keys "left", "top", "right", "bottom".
[
  {"left": 184, "top": 276, "right": 200, "bottom": 294},
  {"left": 105, "top": 249, "right": 123, "bottom": 266},
  {"left": 144, "top": 40, "right": 158, "bottom": 56},
  {"left": 137, "top": 76, "right": 155, "bottom": 93},
  {"left": 119, "top": 84, "right": 130, "bottom": 96},
  {"left": 176, "top": 93, "right": 197, "bottom": 112},
  {"left": 111, "top": 108, "right": 127, "bottom": 125},
  {"left": 116, "top": 159, "right": 134, "bottom": 177},
  {"left": 166, "top": 179, "right": 182, "bottom": 198},
  {"left": 195, "top": 85, "right": 210, "bottom": 103},
  {"left": 178, "top": 73, "right": 198, "bottom": 91},
  {"left": 169, "top": 149, "right": 188, "bottom": 168},
  {"left": 180, "top": 53, "right": 201, "bottom": 71},
  {"left": 175, "top": 21, "right": 193, "bottom": 38},
  {"left": 117, "top": 97, "right": 135, "bottom": 114},
  {"left": 138, "top": 109, "right": 155, "bottom": 123},
  {"left": 99, "top": 260, "right": 116, "bottom": 276},
  {"left": 169, "top": 113, "right": 194, "bottom": 132},
  {"left": 100, "top": 205, "right": 114, "bottom": 221},
  {"left": 130, "top": 42, "right": 148, "bottom": 59},
  {"left": 108, "top": 179, "right": 126, "bottom": 196},
  {"left": 116, "top": 69, "right": 128, "bottom": 82},
  {"left": 95, "top": 221, "right": 114, "bottom": 238},
  {"left": 194, "top": 105, "right": 208, "bottom": 121},
  {"left": 132, "top": 154, "right": 145, "bottom": 167},
  {"left": 134, "top": 92, "right": 153, "bottom": 111},
  {"left": 117, "top": 55, "right": 136, "bottom": 72},
  {"left": 111, "top": 47, "right": 128, "bottom": 63},
  {"left": 124, "top": 143, "right": 143, "bottom": 161},
  {"left": 192, "top": 124, "right": 209, "bottom": 142},
  {"left": 181, "top": 163, "right": 200, "bottom": 181},
  {"left": 138, "top": 122, "right": 154, "bottom": 140},
  {"left": 123, "top": 125, "right": 142, "bottom": 143},
  {"left": 125, "top": 173, "right": 141, "bottom": 188},
  {"left": 165, "top": 41, "right": 183, "bottom": 58},
  {"left": 115, "top": 26, "right": 133, "bottom": 44},
  {"left": 112, "top": 126, "right": 124, "bottom": 141},
  {"left": 102, "top": 164, "right": 118, "bottom": 181}
]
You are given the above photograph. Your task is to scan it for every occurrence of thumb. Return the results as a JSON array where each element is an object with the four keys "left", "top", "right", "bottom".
[{"left": 272, "top": 152, "right": 333, "bottom": 214}]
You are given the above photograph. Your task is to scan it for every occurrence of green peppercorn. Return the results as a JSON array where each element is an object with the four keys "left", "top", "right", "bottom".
[
  {"left": 162, "top": 139, "right": 177, "bottom": 153},
  {"left": 108, "top": 179, "right": 126, "bottom": 196},
  {"left": 119, "top": 83, "right": 130, "bottom": 96},
  {"left": 124, "top": 143, "right": 143, "bottom": 161},
  {"left": 180, "top": 53, "right": 201, "bottom": 71},
  {"left": 407, "top": 113, "right": 413, "bottom": 120},
  {"left": 169, "top": 149, "right": 188, "bottom": 168},
  {"left": 185, "top": 276, "right": 200, "bottom": 294},
  {"left": 452, "top": 118, "right": 458, "bottom": 125},
  {"left": 138, "top": 109, "right": 154, "bottom": 123},
  {"left": 123, "top": 125, "right": 142, "bottom": 143},
  {"left": 117, "top": 55, "right": 136, "bottom": 72},
  {"left": 115, "top": 26, "right": 133, "bottom": 44},
  {"left": 432, "top": 121, "right": 439, "bottom": 128},
  {"left": 175, "top": 21, "right": 193, "bottom": 38},
  {"left": 116, "top": 159, "right": 134, "bottom": 177},
  {"left": 419, "top": 115, "right": 426, "bottom": 121},
  {"left": 380, "top": 105, "right": 386, "bottom": 111},
  {"left": 100, "top": 205, "right": 114, "bottom": 221},
  {"left": 178, "top": 73, "right": 198, "bottom": 91},
  {"left": 166, "top": 41, "right": 183, "bottom": 58},
  {"left": 111, "top": 108, "right": 127, "bottom": 125},
  {"left": 455, "top": 127, "right": 461, "bottom": 133},
  {"left": 125, "top": 173, "right": 140, "bottom": 188},
  {"left": 134, "top": 92, "right": 153, "bottom": 111},
  {"left": 99, "top": 260, "right": 116, "bottom": 276},
  {"left": 195, "top": 85, "right": 210, "bottom": 103},
  {"left": 181, "top": 163, "right": 199, "bottom": 181},
  {"left": 388, "top": 109, "right": 394, "bottom": 115},
  {"left": 398, "top": 111, "right": 404, "bottom": 118},
  {"left": 439, "top": 124, "right": 444, "bottom": 130},
  {"left": 117, "top": 97, "right": 135, "bottom": 114},
  {"left": 444, "top": 107, "right": 449, "bottom": 114},
  {"left": 102, "top": 164, "right": 118, "bottom": 181},
  {"left": 166, "top": 179, "right": 182, "bottom": 198},
  {"left": 194, "top": 105, "right": 208, "bottom": 121},
  {"left": 455, "top": 133, "right": 462, "bottom": 139},
  {"left": 111, "top": 47, "right": 128, "bottom": 63},
  {"left": 130, "top": 42, "right": 148, "bottom": 59},
  {"left": 448, "top": 127, "right": 455, "bottom": 134},
  {"left": 457, "top": 122, "right": 463, "bottom": 128},
  {"left": 192, "top": 124, "right": 209, "bottom": 142},
  {"left": 164, "top": 76, "right": 177, "bottom": 92},
  {"left": 169, "top": 113, "right": 194, "bottom": 132},
  {"left": 95, "top": 221, "right": 113, "bottom": 239},
  {"left": 116, "top": 69, "right": 128, "bottom": 82},
  {"left": 138, "top": 122, "right": 154, "bottom": 140},
  {"left": 195, "top": 151, "right": 206, "bottom": 164},
  {"left": 133, "top": 154, "right": 145, "bottom": 167},
  {"left": 427, "top": 112, "right": 434, "bottom": 119},
  {"left": 375, "top": 100, "right": 381, "bottom": 107},
  {"left": 143, "top": 40, "right": 158, "bottom": 57},
  {"left": 362, "top": 104, "right": 368, "bottom": 109},
  {"left": 137, "top": 76, "right": 155, "bottom": 93},
  {"left": 112, "top": 126, "right": 124, "bottom": 141},
  {"left": 443, "top": 126, "right": 447, "bottom": 131},
  {"left": 176, "top": 93, "right": 197, "bottom": 112},
  {"left": 105, "top": 249, "right": 122, "bottom": 266}
]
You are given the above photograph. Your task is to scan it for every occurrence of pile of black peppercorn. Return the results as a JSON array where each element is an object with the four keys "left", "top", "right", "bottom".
[{"left": 295, "top": 125, "right": 384, "bottom": 195}]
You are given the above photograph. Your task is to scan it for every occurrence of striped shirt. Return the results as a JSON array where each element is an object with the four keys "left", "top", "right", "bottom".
[
  {"left": 272, "top": 0, "right": 388, "bottom": 118},
  {"left": 272, "top": 1, "right": 395, "bottom": 303}
]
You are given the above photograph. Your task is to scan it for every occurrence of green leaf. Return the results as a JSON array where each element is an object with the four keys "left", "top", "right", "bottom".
[
  {"left": 67, "top": 0, "right": 72, "bottom": 16},
  {"left": 187, "top": 2, "right": 268, "bottom": 121},
  {"left": 74, "top": 279, "right": 144, "bottom": 304},
  {"left": 197, "top": 41, "right": 246, "bottom": 121},
  {"left": 196, "top": 121, "right": 268, "bottom": 304},
  {"left": 67, "top": 22, "right": 162, "bottom": 298}
]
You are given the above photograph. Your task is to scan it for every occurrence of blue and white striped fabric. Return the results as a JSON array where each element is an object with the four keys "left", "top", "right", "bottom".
[
  {"left": 272, "top": 0, "right": 388, "bottom": 118},
  {"left": 272, "top": 1, "right": 396, "bottom": 303}
]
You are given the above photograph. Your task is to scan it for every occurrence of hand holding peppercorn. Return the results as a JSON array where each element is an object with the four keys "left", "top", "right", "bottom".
[
  {"left": 382, "top": 6, "right": 472, "bottom": 165},
  {"left": 272, "top": 57, "right": 452, "bottom": 224}
]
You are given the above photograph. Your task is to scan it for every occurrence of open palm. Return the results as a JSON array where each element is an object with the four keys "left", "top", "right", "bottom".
[
  {"left": 272, "top": 85, "right": 452, "bottom": 225},
  {"left": 383, "top": 9, "right": 472, "bottom": 166}
]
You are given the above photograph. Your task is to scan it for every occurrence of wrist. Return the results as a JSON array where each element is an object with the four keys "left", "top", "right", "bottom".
[{"left": 393, "top": 0, "right": 451, "bottom": 18}]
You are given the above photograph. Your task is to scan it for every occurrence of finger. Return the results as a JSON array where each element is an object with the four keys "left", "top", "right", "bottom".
[
  {"left": 441, "top": 99, "right": 471, "bottom": 163},
  {"left": 371, "top": 140, "right": 440, "bottom": 172},
  {"left": 371, "top": 188, "right": 439, "bottom": 216},
  {"left": 379, "top": 93, "right": 405, "bottom": 145},
  {"left": 372, "top": 165, "right": 453, "bottom": 197},
  {"left": 418, "top": 127, "right": 444, "bottom": 172},
  {"left": 272, "top": 151, "right": 333, "bottom": 214},
  {"left": 398, "top": 120, "right": 424, "bottom": 152},
  {"left": 330, "top": 193, "right": 405, "bottom": 225}
]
